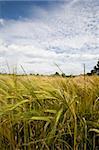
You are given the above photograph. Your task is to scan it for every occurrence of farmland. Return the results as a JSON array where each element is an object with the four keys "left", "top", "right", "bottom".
[{"left": 0, "top": 75, "right": 99, "bottom": 150}]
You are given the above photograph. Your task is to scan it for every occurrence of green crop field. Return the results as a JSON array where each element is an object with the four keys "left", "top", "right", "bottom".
[{"left": 0, "top": 75, "right": 99, "bottom": 150}]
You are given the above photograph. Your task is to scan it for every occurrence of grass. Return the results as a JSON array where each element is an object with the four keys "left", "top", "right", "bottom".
[{"left": 0, "top": 74, "right": 99, "bottom": 149}]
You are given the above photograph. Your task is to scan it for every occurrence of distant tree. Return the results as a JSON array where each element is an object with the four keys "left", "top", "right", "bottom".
[
  {"left": 54, "top": 72, "right": 60, "bottom": 76},
  {"left": 91, "top": 70, "right": 94, "bottom": 74},
  {"left": 87, "top": 72, "right": 92, "bottom": 76},
  {"left": 61, "top": 73, "right": 66, "bottom": 77},
  {"left": 97, "top": 60, "right": 99, "bottom": 66},
  {"left": 36, "top": 73, "right": 39, "bottom": 76},
  {"left": 90, "top": 60, "right": 99, "bottom": 75},
  {"left": 30, "top": 73, "right": 33, "bottom": 75}
]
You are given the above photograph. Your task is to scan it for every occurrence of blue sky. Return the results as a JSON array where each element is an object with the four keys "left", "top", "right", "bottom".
[
  {"left": 0, "top": 1, "right": 55, "bottom": 19},
  {"left": 0, "top": 0, "right": 99, "bottom": 74}
]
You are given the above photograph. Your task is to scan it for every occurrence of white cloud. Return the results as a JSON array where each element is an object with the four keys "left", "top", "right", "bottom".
[
  {"left": 0, "top": 0, "right": 99, "bottom": 74},
  {"left": 0, "top": 18, "right": 5, "bottom": 26}
]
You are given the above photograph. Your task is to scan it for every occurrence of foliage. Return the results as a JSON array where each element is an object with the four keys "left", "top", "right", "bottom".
[
  {"left": 90, "top": 60, "right": 99, "bottom": 75},
  {"left": 54, "top": 72, "right": 60, "bottom": 76}
]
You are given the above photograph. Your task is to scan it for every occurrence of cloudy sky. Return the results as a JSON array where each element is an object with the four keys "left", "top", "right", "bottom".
[{"left": 0, "top": 0, "right": 99, "bottom": 75}]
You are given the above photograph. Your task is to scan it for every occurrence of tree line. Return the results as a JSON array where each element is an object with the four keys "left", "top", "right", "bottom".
[
  {"left": 87, "top": 60, "right": 99, "bottom": 75},
  {"left": 0, "top": 60, "right": 99, "bottom": 76}
]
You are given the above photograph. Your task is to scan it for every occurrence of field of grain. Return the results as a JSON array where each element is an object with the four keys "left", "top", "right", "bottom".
[{"left": 0, "top": 75, "right": 99, "bottom": 150}]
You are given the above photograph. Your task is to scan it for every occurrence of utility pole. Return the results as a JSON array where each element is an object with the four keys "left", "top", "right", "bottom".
[{"left": 83, "top": 64, "right": 86, "bottom": 81}]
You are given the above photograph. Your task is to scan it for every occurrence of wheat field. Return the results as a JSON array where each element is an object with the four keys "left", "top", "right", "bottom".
[{"left": 0, "top": 75, "right": 99, "bottom": 150}]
